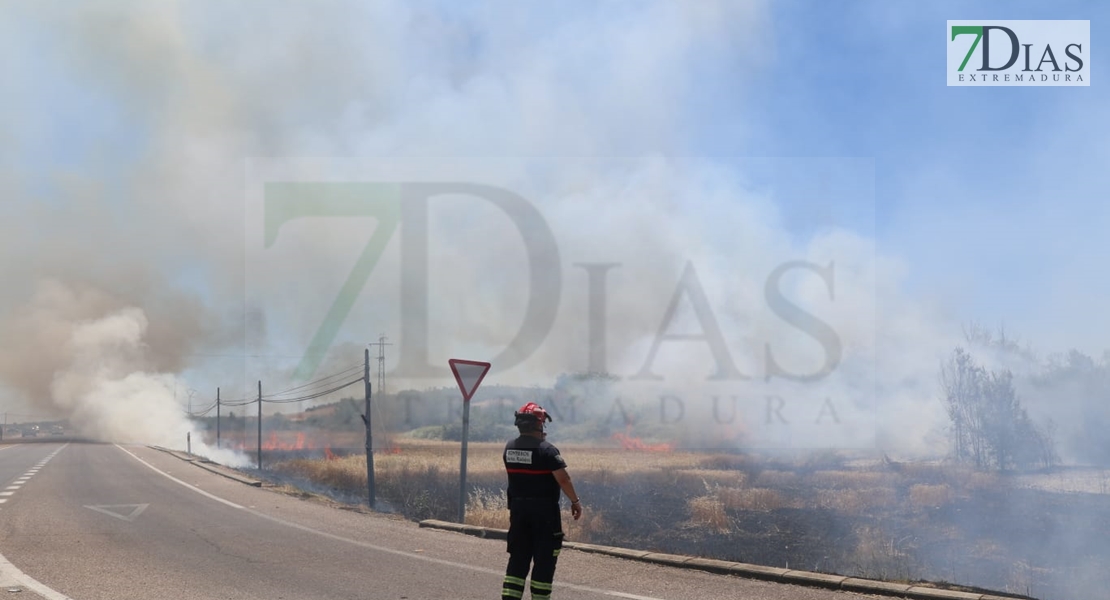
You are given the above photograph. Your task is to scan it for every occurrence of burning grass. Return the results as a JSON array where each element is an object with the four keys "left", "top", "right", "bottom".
[{"left": 262, "top": 437, "right": 1103, "bottom": 600}]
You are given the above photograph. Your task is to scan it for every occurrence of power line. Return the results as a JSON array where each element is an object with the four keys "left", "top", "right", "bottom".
[
  {"left": 189, "top": 375, "right": 364, "bottom": 413},
  {"left": 221, "top": 396, "right": 258, "bottom": 408},
  {"left": 186, "top": 400, "right": 219, "bottom": 417},
  {"left": 263, "top": 377, "right": 364, "bottom": 404},
  {"left": 206, "top": 362, "right": 364, "bottom": 409},
  {"left": 262, "top": 362, "right": 364, "bottom": 400},
  {"left": 183, "top": 354, "right": 329, "bottom": 359}
]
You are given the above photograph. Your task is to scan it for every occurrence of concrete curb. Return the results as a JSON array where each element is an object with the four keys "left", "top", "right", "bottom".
[
  {"left": 150, "top": 446, "right": 263, "bottom": 487},
  {"left": 417, "top": 520, "right": 1034, "bottom": 600}
]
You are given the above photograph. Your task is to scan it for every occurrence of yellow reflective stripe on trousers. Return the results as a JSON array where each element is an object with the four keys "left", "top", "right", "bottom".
[
  {"left": 503, "top": 575, "right": 526, "bottom": 586},
  {"left": 500, "top": 587, "right": 523, "bottom": 599},
  {"left": 552, "top": 548, "right": 561, "bottom": 557},
  {"left": 531, "top": 580, "right": 553, "bottom": 591}
]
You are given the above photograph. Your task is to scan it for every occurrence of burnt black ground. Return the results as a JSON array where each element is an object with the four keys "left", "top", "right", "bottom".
[{"left": 260, "top": 452, "right": 1107, "bottom": 600}]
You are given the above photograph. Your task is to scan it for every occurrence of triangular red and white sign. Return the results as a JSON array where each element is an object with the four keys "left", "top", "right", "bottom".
[{"left": 449, "top": 359, "right": 491, "bottom": 402}]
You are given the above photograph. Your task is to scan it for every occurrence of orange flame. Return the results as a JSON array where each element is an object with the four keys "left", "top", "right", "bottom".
[
  {"left": 260, "top": 431, "right": 315, "bottom": 451},
  {"left": 612, "top": 431, "right": 674, "bottom": 452}
]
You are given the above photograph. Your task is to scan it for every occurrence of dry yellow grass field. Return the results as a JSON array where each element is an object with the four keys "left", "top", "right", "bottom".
[
  {"left": 270, "top": 438, "right": 973, "bottom": 533},
  {"left": 264, "top": 436, "right": 1110, "bottom": 599},
  {"left": 258, "top": 435, "right": 1107, "bottom": 599}
]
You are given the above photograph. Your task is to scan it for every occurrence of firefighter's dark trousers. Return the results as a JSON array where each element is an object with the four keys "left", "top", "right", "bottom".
[{"left": 502, "top": 498, "right": 564, "bottom": 599}]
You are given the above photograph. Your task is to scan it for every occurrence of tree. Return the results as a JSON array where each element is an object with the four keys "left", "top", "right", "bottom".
[
  {"left": 940, "top": 347, "right": 1057, "bottom": 471},
  {"left": 941, "top": 348, "right": 984, "bottom": 467}
]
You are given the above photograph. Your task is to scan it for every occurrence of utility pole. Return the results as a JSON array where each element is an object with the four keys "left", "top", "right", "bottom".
[
  {"left": 361, "top": 348, "right": 376, "bottom": 508},
  {"left": 367, "top": 335, "right": 394, "bottom": 466},
  {"left": 257, "top": 380, "right": 262, "bottom": 471},
  {"left": 378, "top": 335, "right": 387, "bottom": 394},
  {"left": 216, "top": 387, "right": 221, "bottom": 449}
]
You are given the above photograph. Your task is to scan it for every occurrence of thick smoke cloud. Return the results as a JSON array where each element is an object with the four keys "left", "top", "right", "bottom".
[
  {"left": 0, "top": 0, "right": 958, "bottom": 456},
  {"left": 0, "top": 0, "right": 1020, "bottom": 458}
]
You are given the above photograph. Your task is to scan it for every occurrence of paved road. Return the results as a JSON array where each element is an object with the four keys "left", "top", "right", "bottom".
[{"left": 0, "top": 442, "right": 882, "bottom": 599}]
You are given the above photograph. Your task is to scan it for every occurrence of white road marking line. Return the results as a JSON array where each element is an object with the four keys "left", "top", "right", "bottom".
[
  {"left": 0, "top": 444, "right": 72, "bottom": 599},
  {"left": 116, "top": 445, "right": 670, "bottom": 600},
  {"left": 116, "top": 447, "right": 243, "bottom": 509},
  {"left": 84, "top": 504, "right": 149, "bottom": 522},
  {"left": 0, "top": 448, "right": 67, "bottom": 510},
  {"left": 0, "top": 553, "right": 74, "bottom": 600}
]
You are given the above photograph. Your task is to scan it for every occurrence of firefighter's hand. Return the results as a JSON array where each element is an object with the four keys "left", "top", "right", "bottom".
[{"left": 571, "top": 501, "right": 582, "bottom": 520}]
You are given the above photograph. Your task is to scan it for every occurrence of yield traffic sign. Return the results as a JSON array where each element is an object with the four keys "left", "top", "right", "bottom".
[{"left": 448, "top": 359, "right": 491, "bottom": 402}]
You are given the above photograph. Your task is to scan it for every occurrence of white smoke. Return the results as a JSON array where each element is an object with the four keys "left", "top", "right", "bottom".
[
  {"left": 0, "top": 279, "right": 250, "bottom": 465},
  {"left": 0, "top": 1, "right": 964, "bottom": 457}
]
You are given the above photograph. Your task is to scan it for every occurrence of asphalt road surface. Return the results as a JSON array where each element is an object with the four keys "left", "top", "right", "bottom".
[{"left": 0, "top": 442, "right": 883, "bottom": 600}]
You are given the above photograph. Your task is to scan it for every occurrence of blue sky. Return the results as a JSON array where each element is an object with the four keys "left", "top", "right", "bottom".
[{"left": 691, "top": 1, "right": 1109, "bottom": 354}]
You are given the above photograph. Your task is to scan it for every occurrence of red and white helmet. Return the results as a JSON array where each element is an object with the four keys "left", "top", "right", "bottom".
[{"left": 514, "top": 402, "right": 552, "bottom": 429}]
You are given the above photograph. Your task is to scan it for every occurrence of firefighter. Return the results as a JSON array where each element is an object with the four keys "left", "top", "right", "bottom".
[{"left": 501, "top": 402, "right": 582, "bottom": 600}]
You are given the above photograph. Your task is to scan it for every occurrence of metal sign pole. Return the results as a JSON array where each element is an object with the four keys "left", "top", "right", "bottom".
[
  {"left": 448, "top": 358, "right": 491, "bottom": 525},
  {"left": 459, "top": 398, "right": 471, "bottom": 523}
]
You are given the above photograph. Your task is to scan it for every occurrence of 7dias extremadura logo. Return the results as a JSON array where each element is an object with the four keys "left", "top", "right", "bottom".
[{"left": 948, "top": 20, "right": 1089, "bottom": 86}]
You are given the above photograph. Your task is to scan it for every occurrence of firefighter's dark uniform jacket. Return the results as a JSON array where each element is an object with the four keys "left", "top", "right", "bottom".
[
  {"left": 501, "top": 435, "right": 566, "bottom": 600},
  {"left": 504, "top": 435, "right": 565, "bottom": 502}
]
